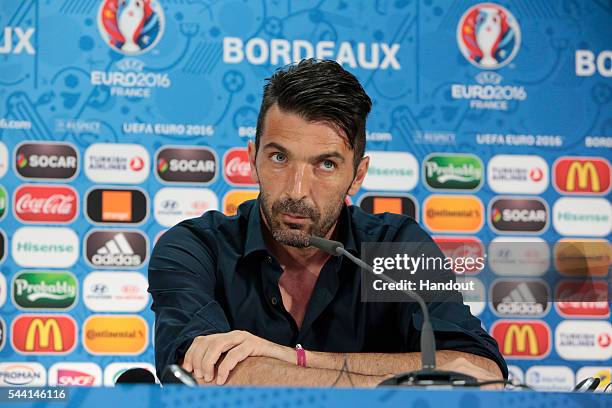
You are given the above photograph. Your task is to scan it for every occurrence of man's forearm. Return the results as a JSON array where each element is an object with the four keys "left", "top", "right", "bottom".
[
  {"left": 275, "top": 347, "right": 502, "bottom": 379},
  {"left": 197, "top": 356, "right": 390, "bottom": 387}
]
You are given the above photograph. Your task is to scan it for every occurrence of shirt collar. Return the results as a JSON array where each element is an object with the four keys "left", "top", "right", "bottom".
[{"left": 242, "top": 198, "right": 358, "bottom": 258}]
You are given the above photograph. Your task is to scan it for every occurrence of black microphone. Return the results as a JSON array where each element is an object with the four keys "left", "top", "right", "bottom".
[
  {"left": 115, "top": 368, "right": 157, "bottom": 385},
  {"left": 574, "top": 376, "right": 600, "bottom": 392},
  {"left": 308, "top": 235, "right": 476, "bottom": 387},
  {"left": 161, "top": 364, "right": 198, "bottom": 386}
]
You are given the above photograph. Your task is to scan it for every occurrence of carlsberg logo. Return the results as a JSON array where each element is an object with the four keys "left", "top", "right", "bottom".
[
  {"left": 424, "top": 155, "right": 483, "bottom": 190},
  {"left": 12, "top": 271, "right": 77, "bottom": 309}
]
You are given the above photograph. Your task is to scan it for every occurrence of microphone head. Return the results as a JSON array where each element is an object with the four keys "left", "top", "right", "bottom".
[
  {"left": 115, "top": 367, "right": 157, "bottom": 385},
  {"left": 308, "top": 236, "right": 344, "bottom": 256}
]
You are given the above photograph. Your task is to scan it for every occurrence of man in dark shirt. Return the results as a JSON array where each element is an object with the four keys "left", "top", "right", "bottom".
[{"left": 148, "top": 59, "right": 507, "bottom": 386}]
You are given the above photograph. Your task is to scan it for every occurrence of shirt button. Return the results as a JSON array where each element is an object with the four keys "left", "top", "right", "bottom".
[
  {"left": 270, "top": 296, "right": 278, "bottom": 305},
  {"left": 265, "top": 256, "right": 273, "bottom": 263}
]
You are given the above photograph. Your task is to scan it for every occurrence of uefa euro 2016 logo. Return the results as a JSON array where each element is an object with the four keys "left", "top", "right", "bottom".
[
  {"left": 98, "top": 0, "right": 164, "bottom": 55},
  {"left": 457, "top": 3, "right": 520, "bottom": 70}
]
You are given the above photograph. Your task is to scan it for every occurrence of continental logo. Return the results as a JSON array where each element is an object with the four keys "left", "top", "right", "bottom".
[
  {"left": 423, "top": 195, "right": 483, "bottom": 233},
  {"left": 491, "top": 321, "right": 551, "bottom": 359},
  {"left": 423, "top": 153, "right": 483, "bottom": 191},
  {"left": 11, "top": 315, "right": 77, "bottom": 354},
  {"left": 223, "top": 190, "right": 259, "bottom": 216},
  {"left": 83, "top": 315, "right": 148, "bottom": 355},
  {"left": 554, "top": 239, "right": 611, "bottom": 277},
  {"left": 553, "top": 157, "right": 611, "bottom": 195}
]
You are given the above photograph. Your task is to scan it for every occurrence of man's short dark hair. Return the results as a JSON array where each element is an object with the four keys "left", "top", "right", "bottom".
[{"left": 255, "top": 59, "right": 372, "bottom": 172}]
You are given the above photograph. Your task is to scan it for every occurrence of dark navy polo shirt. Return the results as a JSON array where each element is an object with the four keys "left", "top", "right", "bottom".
[{"left": 148, "top": 198, "right": 507, "bottom": 379}]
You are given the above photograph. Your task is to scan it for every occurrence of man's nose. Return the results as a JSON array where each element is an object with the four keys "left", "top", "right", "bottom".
[{"left": 287, "top": 163, "right": 313, "bottom": 200}]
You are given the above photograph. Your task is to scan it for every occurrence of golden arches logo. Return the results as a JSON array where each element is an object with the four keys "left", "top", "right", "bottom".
[
  {"left": 566, "top": 161, "right": 600, "bottom": 192},
  {"left": 504, "top": 324, "right": 539, "bottom": 355},
  {"left": 25, "top": 318, "right": 63, "bottom": 351}
]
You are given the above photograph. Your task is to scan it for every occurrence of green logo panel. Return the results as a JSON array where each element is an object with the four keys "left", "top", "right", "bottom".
[
  {"left": 424, "top": 154, "right": 483, "bottom": 190},
  {"left": 12, "top": 271, "right": 78, "bottom": 309}
]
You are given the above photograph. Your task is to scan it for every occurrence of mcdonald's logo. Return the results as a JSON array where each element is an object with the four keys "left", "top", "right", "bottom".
[
  {"left": 11, "top": 315, "right": 76, "bottom": 354},
  {"left": 490, "top": 321, "right": 550, "bottom": 359},
  {"left": 554, "top": 157, "right": 611, "bottom": 195}
]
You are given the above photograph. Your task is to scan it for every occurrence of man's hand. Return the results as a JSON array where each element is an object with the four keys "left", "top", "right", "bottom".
[
  {"left": 181, "top": 331, "right": 290, "bottom": 385},
  {"left": 438, "top": 356, "right": 503, "bottom": 389}
]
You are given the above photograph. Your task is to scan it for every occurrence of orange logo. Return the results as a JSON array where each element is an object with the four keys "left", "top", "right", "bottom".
[
  {"left": 101, "top": 190, "right": 132, "bottom": 221},
  {"left": 11, "top": 315, "right": 77, "bottom": 354},
  {"left": 223, "top": 190, "right": 259, "bottom": 216},
  {"left": 554, "top": 157, "right": 611, "bottom": 194},
  {"left": 83, "top": 315, "right": 148, "bottom": 355},
  {"left": 554, "top": 239, "right": 611, "bottom": 277},
  {"left": 423, "top": 195, "right": 483, "bottom": 233},
  {"left": 491, "top": 321, "right": 550, "bottom": 359}
]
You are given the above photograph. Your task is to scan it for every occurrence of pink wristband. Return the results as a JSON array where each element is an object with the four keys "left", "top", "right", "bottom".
[{"left": 295, "top": 344, "right": 306, "bottom": 367}]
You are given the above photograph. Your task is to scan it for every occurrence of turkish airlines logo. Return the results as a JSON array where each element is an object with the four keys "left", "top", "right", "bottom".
[
  {"left": 11, "top": 315, "right": 77, "bottom": 354},
  {"left": 15, "top": 142, "right": 79, "bottom": 180},
  {"left": 13, "top": 185, "right": 78, "bottom": 223},
  {"left": 156, "top": 146, "right": 217, "bottom": 184},
  {"left": 555, "top": 320, "right": 612, "bottom": 361},
  {"left": 491, "top": 320, "right": 551, "bottom": 359},
  {"left": 487, "top": 155, "right": 549, "bottom": 194},
  {"left": 223, "top": 148, "right": 255, "bottom": 186},
  {"left": 85, "top": 143, "right": 150, "bottom": 184},
  {"left": 553, "top": 157, "right": 611, "bottom": 195},
  {"left": 555, "top": 280, "right": 609, "bottom": 318},
  {"left": 85, "top": 229, "right": 147, "bottom": 268},
  {"left": 489, "top": 197, "right": 548, "bottom": 233}
]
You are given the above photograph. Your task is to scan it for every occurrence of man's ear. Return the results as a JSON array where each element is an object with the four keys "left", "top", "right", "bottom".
[
  {"left": 247, "top": 140, "right": 260, "bottom": 183},
  {"left": 247, "top": 140, "right": 259, "bottom": 183},
  {"left": 347, "top": 156, "right": 369, "bottom": 195}
]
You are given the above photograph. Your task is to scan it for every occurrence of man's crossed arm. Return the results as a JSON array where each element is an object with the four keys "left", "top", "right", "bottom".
[{"left": 180, "top": 330, "right": 503, "bottom": 387}]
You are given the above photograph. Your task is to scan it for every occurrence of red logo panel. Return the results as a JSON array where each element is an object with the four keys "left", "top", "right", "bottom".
[
  {"left": 11, "top": 315, "right": 77, "bottom": 354},
  {"left": 553, "top": 157, "right": 611, "bottom": 195},
  {"left": 223, "top": 148, "right": 256, "bottom": 186},
  {"left": 555, "top": 280, "right": 610, "bottom": 318},
  {"left": 14, "top": 185, "right": 78, "bottom": 223},
  {"left": 490, "top": 320, "right": 551, "bottom": 359}
]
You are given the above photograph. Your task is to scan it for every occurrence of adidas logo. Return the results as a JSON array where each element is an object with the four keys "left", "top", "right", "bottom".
[
  {"left": 91, "top": 233, "right": 142, "bottom": 267},
  {"left": 495, "top": 282, "right": 545, "bottom": 315}
]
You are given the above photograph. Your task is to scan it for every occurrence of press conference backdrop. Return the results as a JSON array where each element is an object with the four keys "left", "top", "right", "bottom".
[{"left": 0, "top": 0, "right": 610, "bottom": 391}]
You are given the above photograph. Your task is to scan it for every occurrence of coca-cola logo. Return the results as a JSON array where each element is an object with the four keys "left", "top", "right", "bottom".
[
  {"left": 13, "top": 185, "right": 78, "bottom": 223},
  {"left": 223, "top": 148, "right": 256, "bottom": 186},
  {"left": 155, "top": 146, "right": 217, "bottom": 183}
]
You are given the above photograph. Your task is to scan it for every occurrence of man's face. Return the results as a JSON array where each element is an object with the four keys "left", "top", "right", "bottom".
[{"left": 248, "top": 105, "right": 368, "bottom": 248}]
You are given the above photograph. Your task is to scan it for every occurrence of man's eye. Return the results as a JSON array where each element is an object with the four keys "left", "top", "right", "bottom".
[
  {"left": 271, "top": 152, "right": 286, "bottom": 163},
  {"left": 320, "top": 160, "right": 336, "bottom": 170}
]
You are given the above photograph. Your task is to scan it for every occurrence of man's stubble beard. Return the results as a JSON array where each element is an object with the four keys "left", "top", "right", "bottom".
[{"left": 259, "top": 190, "right": 346, "bottom": 248}]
